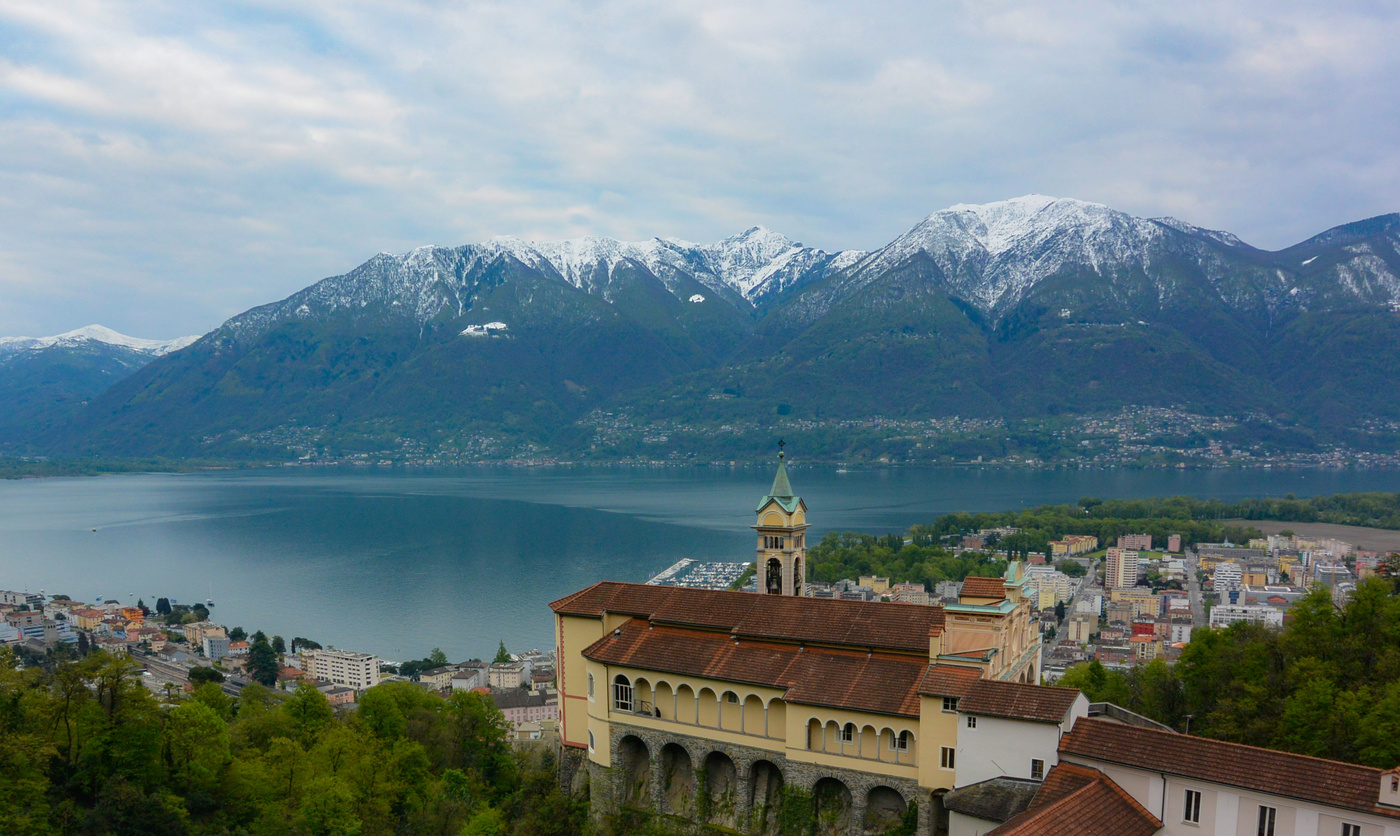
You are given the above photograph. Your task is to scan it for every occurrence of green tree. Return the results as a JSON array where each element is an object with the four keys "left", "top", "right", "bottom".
[
  {"left": 248, "top": 638, "right": 279, "bottom": 687},
  {"left": 284, "top": 683, "right": 335, "bottom": 744},
  {"left": 271, "top": 635, "right": 287, "bottom": 654},
  {"left": 165, "top": 700, "right": 231, "bottom": 792},
  {"left": 188, "top": 666, "right": 224, "bottom": 686},
  {"left": 492, "top": 642, "right": 511, "bottom": 665}
]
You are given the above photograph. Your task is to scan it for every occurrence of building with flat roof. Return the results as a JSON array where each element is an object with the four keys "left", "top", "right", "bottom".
[
  {"left": 1105, "top": 549, "right": 1140, "bottom": 590},
  {"left": 1208, "top": 604, "right": 1285, "bottom": 629},
  {"left": 300, "top": 648, "right": 381, "bottom": 691}
]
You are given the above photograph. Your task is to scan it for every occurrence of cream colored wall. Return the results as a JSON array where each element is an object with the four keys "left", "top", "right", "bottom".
[
  {"left": 786, "top": 703, "right": 920, "bottom": 781},
  {"left": 918, "top": 695, "right": 960, "bottom": 790},
  {"left": 557, "top": 614, "right": 606, "bottom": 749}
]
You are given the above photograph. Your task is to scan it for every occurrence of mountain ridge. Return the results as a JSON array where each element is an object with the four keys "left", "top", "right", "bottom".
[{"left": 23, "top": 196, "right": 1400, "bottom": 462}]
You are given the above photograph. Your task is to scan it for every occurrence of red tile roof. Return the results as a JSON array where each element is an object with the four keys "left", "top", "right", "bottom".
[
  {"left": 917, "top": 664, "right": 985, "bottom": 698},
  {"left": 960, "top": 576, "right": 1007, "bottom": 599},
  {"left": 1060, "top": 717, "right": 1400, "bottom": 818},
  {"left": 581, "top": 621, "right": 928, "bottom": 717},
  {"left": 987, "top": 763, "right": 1160, "bottom": 836},
  {"left": 961, "top": 679, "right": 1081, "bottom": 724},
  {"left": 552, "top": 581, "right": 943, "bottom": 654}
]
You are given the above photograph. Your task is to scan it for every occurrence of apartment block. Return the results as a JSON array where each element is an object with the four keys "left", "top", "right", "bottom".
[{"left": 300, "top": 648, "right": 381, "bottom": 690}]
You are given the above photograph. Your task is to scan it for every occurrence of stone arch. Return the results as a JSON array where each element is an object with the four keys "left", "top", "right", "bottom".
[
  {"left": 864, "top": 786, "right": 909, "bottom": 832},
  {"left": 702, "top": 751, "right": 739, "bottom": 829},
  {"left": 812, "top": 776, "right": 853, "bottom": 836},
  {"left": 676, "top": 684, "right": 696, "bottom": 724},
  {"left": 743, "top": 694, "right": 765, "bottom": 735},
  {"left": 660, "top": 742, "right": 695, "bottom": 816},
  {"left": 720, "top": 690, "right": 742, "bottom": 730},
  {"left": 616, "top": 734, "right": 651, "bottom": 808},
  {"left": 749, "top": 760, "right": 785, "bottom": 835},
  {"left": 930, "top": 788, "right": 950, "bottom": 836},
  {"left": 697, "top": 687, "right": 720, "bottom": 727}
]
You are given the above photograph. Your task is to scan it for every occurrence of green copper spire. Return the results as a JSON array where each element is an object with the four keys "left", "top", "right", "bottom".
[
  {"left": 770, "top": 451, "right": 793, "bottom": 498},
  {"left": 756, "top": 442, "right": 802, "bottom": 512}
]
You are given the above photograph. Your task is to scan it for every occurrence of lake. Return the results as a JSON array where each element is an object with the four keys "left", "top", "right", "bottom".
[{"left": 2, "top": 464, "right": 1396, "bottom": 662}]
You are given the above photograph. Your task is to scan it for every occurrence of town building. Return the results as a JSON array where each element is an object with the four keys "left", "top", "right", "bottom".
[
  {"left": 490, "top": 689, "right": 560, "bottom": 734},
  {"left": 202, "top": 635, "right": 230, "bottom": 661},
  {"left": 1208, "top": 604, "right": 1285, "bottom": 629},
  {"left": 418, "top": 666, "right": 456, "bottom": 690},
  {"left": 1118, "top": 534, "right": 1153, "bottom": 551},
  {"left": 890, "top": 583, "right": 932, "bottom": 606},
  {"left": 299, "top": 648, "right": 381, "bottom": 691},
  {"left": 451, "top": 661, "right": 489, "bottom": 692},
  {"left": 982, "top": 718, "right": 1400, "bottom": 836},
  {"left": 1167, "top": 533, "right": 1182, "bottom": 553},
  {"left": 489, "top": 660, "right": 531, "bottom": 690},
  {"left": 1104, "top": 548, "right": 1140, "bottom": 590}
]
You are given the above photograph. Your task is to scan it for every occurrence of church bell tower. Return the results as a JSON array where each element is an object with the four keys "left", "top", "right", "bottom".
[{"left": 754, "top": 443, "right": 809, "bottom": 596}]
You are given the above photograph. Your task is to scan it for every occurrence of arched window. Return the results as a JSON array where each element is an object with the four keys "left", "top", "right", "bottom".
[
  {"left": 613, "top": 675, "right": 633, "bottom": 712},
  {"left": 766, "top": 559, "right": 783, "bottom": 594},
  {"left": 588, "top": 730, "right": 595, "bottom": 752},
  {"left": 897, "top": 730, "right": 912, "bottom": 751},
  {"left": 587, "top": 673, "right": 595, "bottom": 700},
  {"left": 841, "top": 722, "right": 855, "bottom": 743}
]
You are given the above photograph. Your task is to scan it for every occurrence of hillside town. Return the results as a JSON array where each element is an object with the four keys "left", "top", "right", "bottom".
[{"left": 0, "top": 589, "right": 561, "bottom": 742}]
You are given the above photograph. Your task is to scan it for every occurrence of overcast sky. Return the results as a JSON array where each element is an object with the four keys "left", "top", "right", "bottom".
[{"left": 2, "top": 0, "right": 1398, "bottom": 338}]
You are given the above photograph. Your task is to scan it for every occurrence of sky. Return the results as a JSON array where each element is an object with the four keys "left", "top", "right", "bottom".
[{"left": 1, "top": 0, "right": 1398, "bottom": 339}]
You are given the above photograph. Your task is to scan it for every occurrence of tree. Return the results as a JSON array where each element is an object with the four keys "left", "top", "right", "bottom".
[
  {"left": 1056, "top": 559, "right": 1087, "bottom": 578},
  {"left": 1054, "top": 601, "right": 1067, "bottom": 621},
  {"left": 292, "top": 637, "right": 322, "bottom": 653},
  {"left": 247, "top": 638, "right": 279, "bottom": 687},
  {"left": 77, "top": 631, "right": 90, "bottom": 656},
  {"left": 428, "top": 647, "right": 448, "bottom": 667},
  {"left": 272, "top": 635, "right": 286, "bottom": 654},
  {"left": 493, "top": 642, "right": 511, "bottom": 665},
  {"left": 165, "top": 700, "right": 230, "bottom": 792},
  {"left": 284, "top": 682, "right": 334, "bottom": 744},
  {"left": 155, "top": 597, "right": 171, "bottom": 615},
  {"left": 188, "top": 666, "right": 224, "bottom": 686},
  {"left": 228, "top": 626, "right": 247, "bottom": 642}
]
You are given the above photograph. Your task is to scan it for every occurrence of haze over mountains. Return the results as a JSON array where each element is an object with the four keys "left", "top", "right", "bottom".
[{"left": 8, "top": 195, "right": 1400, "bottom": 461}]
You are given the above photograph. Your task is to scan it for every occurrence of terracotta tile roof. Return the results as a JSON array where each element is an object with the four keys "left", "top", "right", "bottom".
[
  {"left": 917, "top": 664, "right": 984, "bottom": 698},
  {"left": 551, "top": 581, "right": 943, "bottom": 654},
  {"left": 961, "top": 679, "right": 1081, "bottom": 724},
  {"left": 987, "top": 763, "right": 1161, "bottom": 836},
  {"left": 1061, "top": 717, "right": 1400, "bottom": 818},
  {"left": 960, "top": 576, "right": 1007, "bottom": 599},
  {"left": 581, "top": 621, "right": 927, "bottom": 717}
]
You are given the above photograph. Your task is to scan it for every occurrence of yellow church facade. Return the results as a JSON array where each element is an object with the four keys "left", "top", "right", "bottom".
[{"left": 550, "top": 457, "right": 1051, "bottom": 834}]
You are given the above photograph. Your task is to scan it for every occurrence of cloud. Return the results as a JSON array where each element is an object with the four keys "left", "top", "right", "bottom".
[{"left": 0, "top": 0, "right": 1397, "bottom": 336}]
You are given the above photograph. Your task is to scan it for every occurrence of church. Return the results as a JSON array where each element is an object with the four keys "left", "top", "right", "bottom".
[{"left": 550, "top": 453, "right": 1053, "bottom": 833}]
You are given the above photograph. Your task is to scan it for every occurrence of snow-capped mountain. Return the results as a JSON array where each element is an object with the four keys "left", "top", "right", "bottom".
[
  {"left": 0, "top": 325, "right": 200, "bottom": 356},
  {"left": 41, "top": 197, "right": 1400, "bottom": 461}
]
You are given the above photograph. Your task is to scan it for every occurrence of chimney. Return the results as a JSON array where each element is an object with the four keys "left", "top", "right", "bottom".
[{"left": 1380, "top": 768, "right": 1400, "bottom": 809}]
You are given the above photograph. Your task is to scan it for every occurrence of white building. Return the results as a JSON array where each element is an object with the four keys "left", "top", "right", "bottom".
[
  {"left": 1209, "top": 604, "right": 1284, "bottom": 629},
  {"left": 1213, "top": 561, "right": 1243, "bottom": 591},
  {"left": 489, "top": 659, "right": 531, "bottom": 689},
  {"left": 300, "top": 648, "right": 381, "bottom": 690},
  {"left": 202, "top": 635, "right": 230, "bottom": 661}
]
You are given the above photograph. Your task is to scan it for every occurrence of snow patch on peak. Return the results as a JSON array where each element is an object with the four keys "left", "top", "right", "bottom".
[{"left": 0, "top": 325, "right": 200, "bottom": 356}]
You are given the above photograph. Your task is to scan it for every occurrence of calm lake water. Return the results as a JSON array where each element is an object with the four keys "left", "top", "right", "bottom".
[{"left": 2, "top": 465, "right": 1396, "bottom": 662}]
